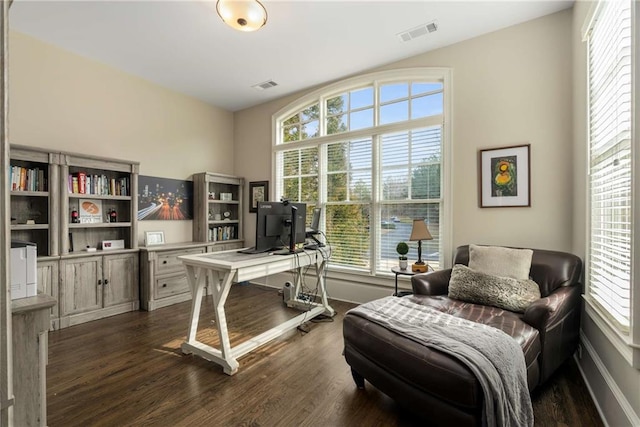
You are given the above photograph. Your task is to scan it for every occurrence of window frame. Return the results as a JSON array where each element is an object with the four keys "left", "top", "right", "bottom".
[
  {"left": 271, "top": 68, "right": 453, "bottom": 277},
  {"left": 582, "top": 0, "right": 640, "bottom": 368}
]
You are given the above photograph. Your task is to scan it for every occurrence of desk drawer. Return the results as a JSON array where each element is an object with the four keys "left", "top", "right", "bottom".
[
  {"left": 155, "top": 273, "right": 190, "bottom": 299},
  {"left": 156, "top": 247, "right": 205, "bottom": 275}
]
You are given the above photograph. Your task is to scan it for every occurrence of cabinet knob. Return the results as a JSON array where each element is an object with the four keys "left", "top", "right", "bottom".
[
  {"left": 98, "top": 279, "right": 102, "bottom": 285},
  {"left": 162, "top": 283, "right": 167, "bottom": 288},
  {"left": 162, "top": 260, "right": 168, "bottom": 264},
  {"left": 104, "top": 279, "right": 109, "bottom": 285}
]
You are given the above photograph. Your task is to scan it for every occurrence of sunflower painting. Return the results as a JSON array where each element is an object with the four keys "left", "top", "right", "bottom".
[
  {"left": 490, "top": 156, "right": 517, "bottom": 197},
  {"left": 479, "top": 144, "right": 530, "bottom": 208}
]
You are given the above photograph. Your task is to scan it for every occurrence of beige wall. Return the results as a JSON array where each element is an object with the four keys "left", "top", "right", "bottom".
[
  {"left": 572, "top": 1, "right": 640, "bottom": 425},
  {"left": 9, "top": 31, "right": 234, "bottom": 244},
  {"left": 235, "top": 10, "right": 574, "bottom": 254}
]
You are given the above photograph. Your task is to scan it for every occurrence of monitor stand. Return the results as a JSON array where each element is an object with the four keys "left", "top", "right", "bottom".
[{"left": 304, "top": 233, "right": 325, "bottom": 250}]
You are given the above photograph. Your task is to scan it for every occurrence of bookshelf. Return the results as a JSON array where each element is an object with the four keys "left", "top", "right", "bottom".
[
  {"left": 10, "top": 145, "right": 61, "bottom": 329},
  {"left": 9, "top": 146, "right": 141, "bottom": 328},
  {"left": 9, "top": 145, "right": 60, "bottom": 257},
  {"left": 60, "top": 153, "right": 138, "bottom": 254},
  {"left": 193, "top": 172, "right": 244, "bottom": 246},
  {"left": 58, "top": 152, "right": 140, "bottom": 328}
]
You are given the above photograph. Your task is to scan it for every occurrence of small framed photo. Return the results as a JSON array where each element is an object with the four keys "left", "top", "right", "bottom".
[
  {"left": 79, "top": 199, "right": 103, "bottom": 223},
  {"left": 479, "top": 144, "right": 531, "bottom": 208},
  {"left": 145, "top": 231, "right": 165, "bottom": 246},
  {"left": 249, "top": 181, "right": 269, "bottom": 213}
]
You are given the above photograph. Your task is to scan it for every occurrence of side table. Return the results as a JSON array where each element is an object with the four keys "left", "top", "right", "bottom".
[{"left": 391, "top": 266, "right": 418, "bottom": 296}]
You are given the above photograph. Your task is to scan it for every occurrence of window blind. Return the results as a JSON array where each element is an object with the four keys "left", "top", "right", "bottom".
[
  {"left": 587, "top": 0, "right": 633, "bottom": 329},
  {"left": 325, "top": 138, "right": 372, "bottom": 268}
]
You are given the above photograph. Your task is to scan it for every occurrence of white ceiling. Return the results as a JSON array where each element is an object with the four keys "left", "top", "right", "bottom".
[{"left": 9, "top": 1, "right": 573, "bottom": 112}]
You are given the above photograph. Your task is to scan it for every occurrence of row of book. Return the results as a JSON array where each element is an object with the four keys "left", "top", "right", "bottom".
[
  {"left": 68, "top": 172, "right": 130, "bottom": 196},
  {"left": 209, "top": 226, "right": 237, "bottom": 242},
  {"left": 10, "top": 165, "right": 47, "bottom": 192}
]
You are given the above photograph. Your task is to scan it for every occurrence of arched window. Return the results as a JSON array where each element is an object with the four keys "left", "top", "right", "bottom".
[{"left": 273, "top": 68, "right": 451, "bottom": 275}]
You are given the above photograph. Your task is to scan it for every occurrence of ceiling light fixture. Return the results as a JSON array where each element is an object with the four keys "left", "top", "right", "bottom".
[{"left": 216, "top": 0, "right": 267, "bottom": 32}]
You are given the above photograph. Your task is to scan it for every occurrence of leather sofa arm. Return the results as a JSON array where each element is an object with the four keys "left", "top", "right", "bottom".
[
  {"left": 411, "top": 269, "right": 452, "bottom": 296},
  {"left": 523, "top": 285, "right": 582, "bottom": 330}
]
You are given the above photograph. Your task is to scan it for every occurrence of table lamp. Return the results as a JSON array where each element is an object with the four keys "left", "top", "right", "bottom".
[{"left": 409, "top": 219, "right": 433, "bottom": 273}]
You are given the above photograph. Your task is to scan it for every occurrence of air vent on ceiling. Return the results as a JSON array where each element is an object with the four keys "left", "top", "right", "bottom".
[
  {"left": 252, "top": 80, "right": 278, "bottom": 91},
  {"left": 398, "top": 21, "right": 438, "bottom": 42}
]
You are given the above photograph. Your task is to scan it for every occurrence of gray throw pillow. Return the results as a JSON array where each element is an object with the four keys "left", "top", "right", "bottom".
[
  {"left": 468, "top": 244, "right": 533, "bottom": 280},
  {"left": 448, "top": 264, "right": 541, "bottom": 313}
]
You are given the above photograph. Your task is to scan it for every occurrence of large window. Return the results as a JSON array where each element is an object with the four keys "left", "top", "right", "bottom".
[
  {"left": 584, "top": 0, "right": 637, "bottom": 341},
  {"left": 273, "top": 69, "right": 451, "bottom": 275}
]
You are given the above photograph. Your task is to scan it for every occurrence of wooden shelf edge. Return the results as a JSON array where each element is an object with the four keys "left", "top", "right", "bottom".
[
  {"left": 11, "top": 224, "right": 49, "bottom": 230},
  {"left": 68, "top": 222, "right": 132, "bottom": 229},
  {"left": 61, "top": 248, "right": 139, "bottom": 258},
  {"left": 10, "top": 191, "right": 49, "bottom": 197},
  {"left": 68, "top": 193, "right": 132, "bottom": 200},
  {"left": 207, "top": 200, "right": 240, "bottom": 204}
]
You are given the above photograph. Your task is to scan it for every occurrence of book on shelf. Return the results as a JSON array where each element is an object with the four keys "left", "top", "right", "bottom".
[
  {"left": 10, "top": 165, "right": 46, "bottom": 192},
  {"left": 209, "top": 226, "right": 236, "bottom": 242},
  {"left": 78, "top": 172, "right": 87, "bottom": 194},
  {"left": 67, "top": 172, "right": 129, "bottom": 196}
]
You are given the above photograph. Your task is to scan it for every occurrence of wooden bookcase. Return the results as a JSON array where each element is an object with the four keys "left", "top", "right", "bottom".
[
  {"left": 193, "top": 172, "right": 244, "bottom": 247},
  {"left": 9, "top": 145, "right": 60, "bottom": 257},
  {"left": 58, "top": 152, "right": 140, "bottom": 328},
  {"left": 8, "top": 145, "right": 141, "bottom": 329},
  {"left": 10, "top": 145, "right": 60, "bottom": 328}
]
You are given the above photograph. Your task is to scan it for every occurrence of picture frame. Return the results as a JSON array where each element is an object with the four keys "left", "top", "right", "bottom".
[
  {"left": 137, "top": 175, "right": 193, "bottom": 221},
  {"left": 479, "top": 144, "right": 531, "bottom": 208},
  {"left": 78, "top": 198, "right": 103, "bottom": 223},
  {"left": 249, "top": 181, "right": 269, "bottom": 213},
  {"left": 145, "top": 231, "right": 165, "bottom": 246}
]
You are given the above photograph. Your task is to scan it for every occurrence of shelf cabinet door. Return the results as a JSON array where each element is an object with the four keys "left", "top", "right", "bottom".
[
  {"left": 103, "top": 253, "right": 138, "bottom": 307},
  {"left": 37, "top": 260, "right": 59, "bottom": 329},
  {"left": 60, "top": 257, "right": 103, "bottom": 316}
]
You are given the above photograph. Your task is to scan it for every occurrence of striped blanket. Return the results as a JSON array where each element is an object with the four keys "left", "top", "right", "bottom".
[{"left": 348, "top": 296, "right": 534, "bottom": 427}]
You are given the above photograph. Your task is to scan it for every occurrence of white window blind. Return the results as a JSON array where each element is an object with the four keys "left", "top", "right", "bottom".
[
  {"left": 377, "top": 127, "right": 442, "bottom": 272},
  {"left": 279, "top": 147, "right": 319, "bottom": 203},
  {"left": 587, "top": 0, "right": 633, "bottom": 329},
  {"left": 326, "top": 138, "right": 372, "bottom": 268}
]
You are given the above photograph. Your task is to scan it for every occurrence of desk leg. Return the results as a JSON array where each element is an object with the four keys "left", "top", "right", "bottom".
[
  {"left": 315, "top": 257, "right": 336, "bottom": 317},
  {"left": 182, "top": 267, "right": 239, "bottom": 375},
  {"left": 185, "top": 265, "right": 206, "bottom": 343},
  {"left": 210, "top": 270, "right": 239, "bottom": 375}
]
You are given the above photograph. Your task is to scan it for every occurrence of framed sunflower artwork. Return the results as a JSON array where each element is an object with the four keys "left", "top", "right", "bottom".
[{"left": 479, "top": 144, "right": 530, "bottom": 208}]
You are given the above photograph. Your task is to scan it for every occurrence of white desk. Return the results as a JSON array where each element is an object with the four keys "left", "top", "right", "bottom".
[{"left": 179, "top": 247, "right": 335, "bottom": 375}]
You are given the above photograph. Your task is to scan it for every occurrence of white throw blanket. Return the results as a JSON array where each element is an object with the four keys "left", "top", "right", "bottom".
[{"left": 348, "top": 296, "right": 534, "bottom": 427}]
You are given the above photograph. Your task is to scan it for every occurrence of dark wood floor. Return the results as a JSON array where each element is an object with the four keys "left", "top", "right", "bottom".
[{"left": 46, "top": 283, "right": 603, "bottom": 426}]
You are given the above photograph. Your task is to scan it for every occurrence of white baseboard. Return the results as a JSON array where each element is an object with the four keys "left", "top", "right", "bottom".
[{"left": 577, "top": 330, "right": 640, "bottom": 427}]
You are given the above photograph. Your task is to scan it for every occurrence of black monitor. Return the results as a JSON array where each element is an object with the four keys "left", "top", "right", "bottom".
[
  {"left": 307, "top": 207, "right": 321, "bottom": 234},
  {"left": 255, "top": 201, "right": 307, "bottom": 254},
  {"left": 305, "top": 207, "right": 324, "bottom": 249}
]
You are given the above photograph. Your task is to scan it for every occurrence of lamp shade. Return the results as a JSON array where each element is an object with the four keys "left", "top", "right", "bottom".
[
  {"left": 216, "top": 0, "right": 267, "bottom": 32},
  {"left": 409, "top": 219, "right": 433, "bottom": 241}
]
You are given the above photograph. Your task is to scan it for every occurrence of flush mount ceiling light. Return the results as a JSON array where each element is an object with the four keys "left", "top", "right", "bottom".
[{"left": 216, "top": 0, "right": 267, "bottom": 32}]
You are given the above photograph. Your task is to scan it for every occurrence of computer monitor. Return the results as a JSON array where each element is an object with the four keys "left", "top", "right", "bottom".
[
  {"left": 305, "top": 207, "right": 324, "bottom": 248},
  {"left": 307, "top": 207, "right": 321, "bottom": 234},
  {"left": 255, "top": 201, "right": 307, "bottom": 253}
]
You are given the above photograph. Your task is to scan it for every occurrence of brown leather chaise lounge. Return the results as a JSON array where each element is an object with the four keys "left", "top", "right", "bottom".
[{"left": 343, "top": 245, "right": 582, "bottom": 426}]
